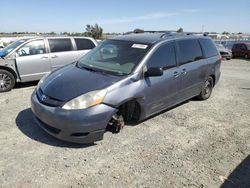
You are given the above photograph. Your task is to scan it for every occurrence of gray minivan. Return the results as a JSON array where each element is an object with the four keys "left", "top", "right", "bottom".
[
  {"left": 31, "top": 32, "right": 221, "bottom": 144},
  {"left": 0, "top": 36, "right": 97, "bottom": 92}
]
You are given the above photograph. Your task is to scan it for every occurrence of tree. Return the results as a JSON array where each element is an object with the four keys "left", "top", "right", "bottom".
[
  {"left": 84, "top": 24, "right": 103, "bottom": 39},
  {"left": 222, "top": 31, "right": 230, "bottom": 35},
  {"left": 133, "top": 28, "right": 144, "bottom": 33},
  {"left": 177, "top": 27, "right": 183, "bottom": 33},
  {"left": 49, "top": 31, "right": 56, "bottom": 35}
]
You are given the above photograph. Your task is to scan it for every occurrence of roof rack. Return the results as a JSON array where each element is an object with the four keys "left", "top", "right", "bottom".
[{"left": 124, "top": 30, "right": 207, "bottom": 37}]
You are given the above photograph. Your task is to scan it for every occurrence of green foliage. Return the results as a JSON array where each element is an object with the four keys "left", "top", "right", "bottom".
[
  {"left": 133, "top": 28, "right": 144, "bottom": 33},
  {"left": 84, "top": 24, "right": 103, "bottom": 39},
  {"left": 222, "top": 31, "right": 230, "bottom": 35},
  {"left": 49, "top": 31, "right": 56, "bottom": 35},
  {"left": 177, "top": 27, "right": 184, "bottom": 33}
]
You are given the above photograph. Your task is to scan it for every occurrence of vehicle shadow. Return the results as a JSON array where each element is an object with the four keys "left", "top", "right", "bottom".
[
  {"left": 16, "top": 108, "right": 95, "bottom": 148},
  {"left": 14, "top": 81, "right": 38, "bottom": 89},
  {"left": 220, "top": 155, "right": 250, "bottom": 188},
  {"left": 127, "top": 100, "right": 189, "bottom": 126}
]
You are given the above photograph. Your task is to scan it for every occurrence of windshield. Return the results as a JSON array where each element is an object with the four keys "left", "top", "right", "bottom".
[
  {"left": 0, "top": 39, "right": 29, "bottom": 57},
  {"left": 77, "top": 40, "right": 151, "bottom": 75}
]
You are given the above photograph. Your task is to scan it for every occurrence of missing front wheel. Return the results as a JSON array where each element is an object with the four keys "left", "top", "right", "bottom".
[{"left": 107, "top": 114, "right": 125, "bottom": 133}]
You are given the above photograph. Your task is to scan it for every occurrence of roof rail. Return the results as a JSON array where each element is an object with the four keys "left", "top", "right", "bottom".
[{"left": 123, "top": 30, "right": 207, "bottom": 37}]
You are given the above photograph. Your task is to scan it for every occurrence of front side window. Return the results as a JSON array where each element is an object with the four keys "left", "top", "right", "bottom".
[
  {"left": 77, "top": 40, "right": 151, "bottom": 75},
  {"left": 17, "top": 40, "right": 46, "bottom": 57},
  {"left": 48, "top": 39, "right": 73, "bottom": 53},
  {"left": 147, "top": 42, "right": 176, "bottom": 69},
  {"left": 1, "top": 39, "right": 29, "bottom": 57},
  {"left": 75, "top": 38, "right": 95, "bottom": 50},
  {"left": 177, "top": 39, "right": 203, "bottom": 65}
]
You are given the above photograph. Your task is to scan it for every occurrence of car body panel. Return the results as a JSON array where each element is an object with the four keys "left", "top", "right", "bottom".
[
  {"left": 0, "top": 36, "right": 97, "bottom": 83},
  {"left": 232, "top": 43, "right": 250, "bottom": 58},
  {"left": 31, "top": 91, "right": 117, "bottom": 143},
  {"left": 41, "top": 63, "right": 124, "bottom": 101}
]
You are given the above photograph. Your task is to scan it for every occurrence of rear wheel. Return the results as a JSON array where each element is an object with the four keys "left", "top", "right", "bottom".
[
  {"left": 198, "top": 77, "right": 214, "bottom": 100},
  {"left": 0, "top": 70, "right": 15, "bottom": 92}
]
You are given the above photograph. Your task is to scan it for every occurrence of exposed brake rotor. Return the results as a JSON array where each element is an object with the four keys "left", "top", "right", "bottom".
[{"left": 107, "top": 114, "right": 125, "bottom": 133}]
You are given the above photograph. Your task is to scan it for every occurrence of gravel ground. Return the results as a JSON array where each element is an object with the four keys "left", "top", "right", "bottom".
[{"left": 0, "top": 59, "right": 250, "bottom": 188}]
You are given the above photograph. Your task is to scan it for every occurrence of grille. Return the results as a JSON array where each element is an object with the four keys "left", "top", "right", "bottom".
[{"left": 37, "top": 88, "right": 64, "bottom": 107}]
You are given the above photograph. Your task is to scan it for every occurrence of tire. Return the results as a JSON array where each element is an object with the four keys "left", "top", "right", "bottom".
[
  {"left": 197, "top": 77, "right": 214, "bottom": 100},
  {"left": 0, "top": 70, "right": 15, "bottom": 92}
]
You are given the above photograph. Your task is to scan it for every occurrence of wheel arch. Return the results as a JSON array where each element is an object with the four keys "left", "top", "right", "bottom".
[
  {"left": 115, "top": 97, "right": 143, "bottom": 123},
  {"left": 0, "top": 66, "right": 18, "bottom": 80}
]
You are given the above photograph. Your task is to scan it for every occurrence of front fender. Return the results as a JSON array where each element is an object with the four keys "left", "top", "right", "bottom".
[{"left": 0, "top": 58, "right": 20, "bottom": 82}]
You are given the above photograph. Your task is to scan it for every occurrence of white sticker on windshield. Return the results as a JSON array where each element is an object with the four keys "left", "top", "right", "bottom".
[{"left": 131, "top": 44, "right": 148, "bottom": 49}]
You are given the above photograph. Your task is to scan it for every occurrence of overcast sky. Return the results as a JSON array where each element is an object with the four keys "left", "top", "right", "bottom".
[{"left": 1, "top": 0, "right": 250, "bottom": 33}]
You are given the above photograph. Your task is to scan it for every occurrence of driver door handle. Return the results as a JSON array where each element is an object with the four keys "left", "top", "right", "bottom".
[
  {"left": 173, "top": 71, "right": 180, "bottom": 78},
  {"left": 41, "top": 56, "right": 49, "bottom": 59},
  {"left": 51, "top": 55, "right": 58, "bottom": 58},
  {"left": 181, "top": 68, "right": 187, "bottom": 75}
]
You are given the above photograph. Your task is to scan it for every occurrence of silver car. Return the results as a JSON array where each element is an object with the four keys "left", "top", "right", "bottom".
[{"left": 0, "top": 36, "right": 97, "bottom": 92}]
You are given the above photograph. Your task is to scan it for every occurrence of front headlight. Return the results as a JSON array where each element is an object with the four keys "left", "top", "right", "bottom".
[
  {"left": 37, "top": 73, "right": 49, "bottom": 89},
  {"left": 62, "top": 89, "right": 107, "bottom": 110}
]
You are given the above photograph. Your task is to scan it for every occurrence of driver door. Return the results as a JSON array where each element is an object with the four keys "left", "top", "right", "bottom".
[
  {"left": 143, "top": 41, "right": 181, "bottom": 116},
  {"left": 15, "top": 39, "right": 51, "bottom": 82}
]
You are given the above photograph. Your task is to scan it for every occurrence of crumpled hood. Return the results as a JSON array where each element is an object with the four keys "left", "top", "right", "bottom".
[{"left": 41, "top": 63, "right": 123, "bottom": 101}]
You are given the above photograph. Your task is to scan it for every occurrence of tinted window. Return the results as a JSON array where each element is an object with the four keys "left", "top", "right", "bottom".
[
  {"left": 240, "top": 44, "right": 247, "bottom": 50},
  {"left": 17, "top": 40, "right": 46, "bottom": 56},
  {"left": 48, "top": 39, "right": 73, "bottom": 53},
  {"left": 199, "top": 38, "right": 218, "bottom": 58},
  {"left": 147, "top": 42, "right": 176, "bottom": 69},
  {"left": 177, "top": 39, "right": 203, "bottom": 65},
  {"left": 233, "top": 44, "right": 241, "bottom": 50},
  {"left": 75, "top": 38, "right": 95, "bottom": 50}
]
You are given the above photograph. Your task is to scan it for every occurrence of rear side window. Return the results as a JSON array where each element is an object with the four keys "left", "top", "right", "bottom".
[
  {"left": 177, "top": 39, "right": 203, "bottom": 65},
  {"left": 240, "top": 44, "right": 247, "bottom": 50},
  {"left": 48, "top": 39, "right": 73, "bottom": 53},
  {"left": 199, "top": 38, "right": 219, "bottom": 58},
  {"left": 147, "top": 42, "right": 176, "bottom": 69},
  {"left": 75, "top": 38, "right": 95, "bottom": 50}
]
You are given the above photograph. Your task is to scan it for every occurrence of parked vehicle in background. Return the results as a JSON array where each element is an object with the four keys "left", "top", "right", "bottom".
[
  {"left": 232, "top": 43, "right": 250, "bottom": 59},
  {"left": 0, "top": 36, "right": 97, "bottom": 92},
  {"left": 31, "top": 32, "right": 221, "bottom": 144},
  {"left": 215, "top": 44, "right": 232, "bottom": 60}
]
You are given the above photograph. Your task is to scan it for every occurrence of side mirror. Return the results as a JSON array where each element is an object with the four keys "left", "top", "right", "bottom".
[{"left": 145, "top": 67, "right": 163, "bottom": 77}]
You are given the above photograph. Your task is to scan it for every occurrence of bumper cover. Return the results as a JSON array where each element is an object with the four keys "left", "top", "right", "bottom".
[{"left": 31, "top": 91, "right": 117, "bottom": 143}]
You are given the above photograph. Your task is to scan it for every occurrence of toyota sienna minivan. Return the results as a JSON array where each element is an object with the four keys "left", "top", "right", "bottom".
[
  {"left": 31, "top": 32, "right": 221, "bottom": 144},
  {"left": 0, "top": 36, "right": 97, "bottom": 92}
]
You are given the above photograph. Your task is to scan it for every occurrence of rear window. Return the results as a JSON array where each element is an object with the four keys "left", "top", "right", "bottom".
[
  {"left": 48, "top": 39, "right": 73, "bottom": 53},
  {"left": 177, "top": 39, "right": 203, "bottom": 65},
  {"left": 75, "top": 38, "right": 95, "bottom": 50},
  {"left": 199, "top": 38, "right": 218, "bottom": 58}
]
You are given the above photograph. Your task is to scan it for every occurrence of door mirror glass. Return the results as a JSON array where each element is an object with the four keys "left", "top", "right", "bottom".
[{"left": 145, "top": 67, "right": 163, "bottom": 77}]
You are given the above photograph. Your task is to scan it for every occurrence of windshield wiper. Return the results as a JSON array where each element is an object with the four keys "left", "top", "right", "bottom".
[{"left": 76, "top": 62, "right": 97, "bottom": 72}]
